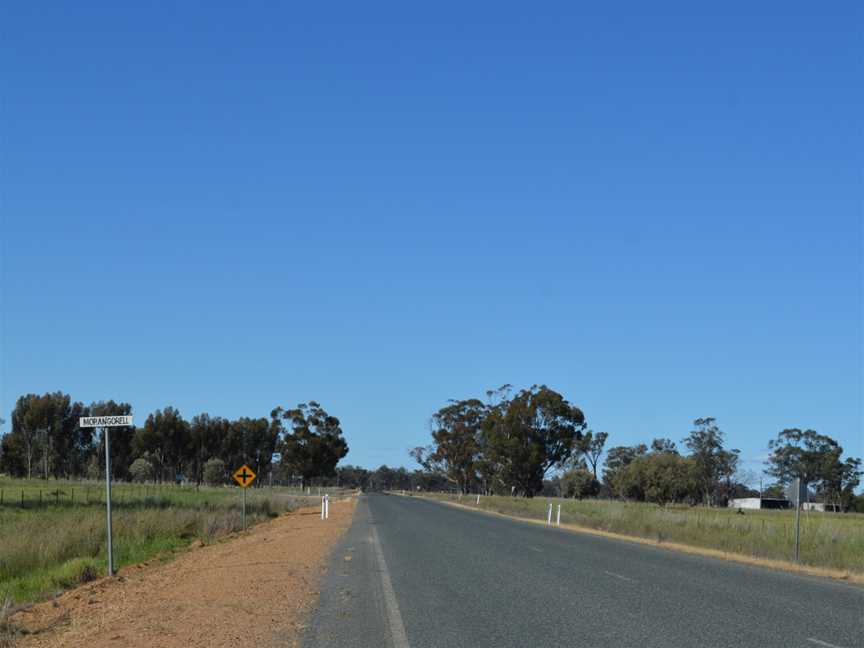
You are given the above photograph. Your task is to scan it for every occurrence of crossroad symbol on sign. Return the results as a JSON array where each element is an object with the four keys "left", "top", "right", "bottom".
[{"left": 233, "top": 464, "right": 257, "bottom": 488}]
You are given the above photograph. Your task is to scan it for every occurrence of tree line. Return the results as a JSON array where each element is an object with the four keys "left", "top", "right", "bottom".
[
  {"left": 335, "top": 464, "right": 450, "bottom": 492},
  {"left": 0, "top": 392, "right": 349, "bottom": 487},
  {"left": 413, "top": 385, "right": 863, "bottom": 510}
]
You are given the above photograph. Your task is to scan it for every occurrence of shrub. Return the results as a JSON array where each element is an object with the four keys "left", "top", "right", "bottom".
[
  {"left": 617, "top": 453, "right": 699, "bottom": 505},
  {"left": 203, "top": 458, "right": 226, "bottom": 486},
  {"left": 129, "top": 457, "right": 154, "bottom": 483},
  {"left": 560, "top": 467, "right": 600, "bottom": 499}
]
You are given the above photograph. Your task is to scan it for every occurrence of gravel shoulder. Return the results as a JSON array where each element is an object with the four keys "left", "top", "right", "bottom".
[{"left": 11, "top": 498, "right": 357, "bottom": 648}]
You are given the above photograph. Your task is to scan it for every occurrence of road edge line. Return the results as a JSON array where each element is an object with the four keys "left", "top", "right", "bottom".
[{"left": 370, "top": 523, "right": 411, "bottom": 648}]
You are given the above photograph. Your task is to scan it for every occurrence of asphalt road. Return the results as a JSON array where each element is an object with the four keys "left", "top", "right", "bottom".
[{"left": 302, "top": 494, "right": 863, "bottom": 648}]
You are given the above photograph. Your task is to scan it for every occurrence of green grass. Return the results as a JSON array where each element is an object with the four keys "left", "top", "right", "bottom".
[
  {"left": 0, "top": 476, "right": 342, "bottom": 509},
  {"left": 0, "top": 477, "right": 339, "bottom": 605},
  {"left": 417, "top": 492, "right": 864, "bottom": 574}
]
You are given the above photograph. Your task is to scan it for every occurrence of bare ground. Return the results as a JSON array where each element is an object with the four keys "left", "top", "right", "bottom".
[{"left": 11, "top": 498, "right": 356, "bottom": 648}]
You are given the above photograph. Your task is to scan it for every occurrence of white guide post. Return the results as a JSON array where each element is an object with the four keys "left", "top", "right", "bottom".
[
  {"left": 556, "top": 504, "right": 561, "bottom": 527},
  {"left": 546, "top": 503, "right": 552, "bottom": 525}
]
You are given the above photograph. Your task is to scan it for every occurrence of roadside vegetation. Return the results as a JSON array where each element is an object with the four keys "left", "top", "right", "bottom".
[
  {"left": 417, "top": 492, "right": 864, "bottom": 574},
  {"left": 0, "top": 391, "right": 354, "bottom": 615},
  {"left": 0, "top": 478, "right": 330, "bottom": 605},
  {"left": 404, "top": 385, "right": 862, "bottom": 512},
  {"left": 0, "top": 596, "right": 14, "bottom": 648},
  {"left": 355, "top": 383, "right": 864, "bottom": 575},
  {"left": 0, "top": 394, "right": 349, "bottom": 489}
]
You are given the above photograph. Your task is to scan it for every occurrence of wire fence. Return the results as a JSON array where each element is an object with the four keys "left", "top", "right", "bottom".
[{"left": 0, "top": 481, "right": 351, "bottom": 510}]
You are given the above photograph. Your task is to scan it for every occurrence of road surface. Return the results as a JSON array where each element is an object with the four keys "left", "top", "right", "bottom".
[{"left": 302, "top": 494, "right": 863, "bottom": 648}]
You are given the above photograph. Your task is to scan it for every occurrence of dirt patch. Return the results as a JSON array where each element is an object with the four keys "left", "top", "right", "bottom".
[{"left": 11, "top": 498, "right": 357, "bottom": 648}]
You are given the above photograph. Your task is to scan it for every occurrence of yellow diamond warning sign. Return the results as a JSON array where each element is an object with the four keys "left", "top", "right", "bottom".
[{"left": 233, "top": 464, "right": 256, "bottom": 488}]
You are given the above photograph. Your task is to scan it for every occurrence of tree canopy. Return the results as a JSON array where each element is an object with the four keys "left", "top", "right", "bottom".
[
  {"left": 273, "top": 401, "right": 349, "bottom": 484},
  {"left": 766, "top": 428, "right": 861, "bottom": 509},
  {"left": 0, "top": 391, "right": 349, "bottom": 487},
  {"left": 418, "top": 385, "right": 586, "bottom": 497}
]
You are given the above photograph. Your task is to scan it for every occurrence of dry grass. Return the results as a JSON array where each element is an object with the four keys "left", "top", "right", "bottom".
[{"left": 0, "top": 597, "right": 18, "bottom": 648}]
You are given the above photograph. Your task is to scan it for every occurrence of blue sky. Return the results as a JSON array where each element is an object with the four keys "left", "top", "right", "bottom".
[{"left": 1, "top": 1, "right": 861, "bottom": 480}]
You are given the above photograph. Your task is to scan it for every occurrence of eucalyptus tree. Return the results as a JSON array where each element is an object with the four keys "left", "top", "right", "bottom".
[
  {"left": 766, "top": 428, "right": 861, "bottom": 509},
  {"left": 650, "top": 438, "right": 678, "bottom": 455},
  {"left": 427, "top": 398, "right": 487, "bottom": 494},
  {"left": 483, "top": 385, "right": 586, "bottom": 497},
  {"left": 134, "top": 407, "right": 189, "bottom": 482},
  {"left": 189, "top": 413, "right": 222, "bottom": 485},
  {"left": 579, "top": 430, "right": 608, "bottom": 480},
  {"left": 273, "top": 401, "right": 348, "bottom": 486},
  {"left": 88, "top": 400, "right": 135, "bottom": 480},
  {"left": 683, "top": 418, "right": 739, "bottom": 506},
  {"left": 1, "top": 393, "right": 83, "bottom": 478}
]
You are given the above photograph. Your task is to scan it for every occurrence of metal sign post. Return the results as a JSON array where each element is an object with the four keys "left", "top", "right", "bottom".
[
  {"left": 232, "top": 464, "right": 257, "bottom": 530},
  {"left": 786, "top": 477, "right": 806, "bottom": 562},
  {"left": 104, "top": 426, "right": 113, "bottom": 575},
  {"left": 79, "top": 415, "right": 134, "bottom": 577},
  {"left": 795, "top": 492, "right": 801, "bottom": 562}
]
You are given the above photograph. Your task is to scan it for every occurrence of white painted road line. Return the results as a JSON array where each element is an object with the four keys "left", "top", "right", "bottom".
[
  {"left": 603, "top": 570, "right": 635, "bottom": 583},
  {"left": 370, "top": 523, "right": 411, "bottom": 648},
  {"left": 807, "top": 638, "right": 846, "bottom": 648},
  {"left": 527, "top": 546, "right": 543, "bottom": 553}
]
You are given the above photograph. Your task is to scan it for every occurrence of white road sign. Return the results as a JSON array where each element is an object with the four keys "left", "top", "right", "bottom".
[{"left": 79, "top": 415, "right": 133, "bottom": 428}]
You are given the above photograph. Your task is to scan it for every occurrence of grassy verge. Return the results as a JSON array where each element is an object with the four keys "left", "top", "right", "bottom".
[
  {"left": 0, "top": 481, "right": 332, "bottom": 605},
  {"left": 412, "top": 492, "right": 864, "bottom": 577},
  {"left": 0, "top": 477, "right": 343, "bottom": 509}
]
